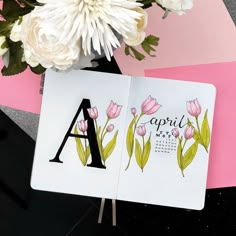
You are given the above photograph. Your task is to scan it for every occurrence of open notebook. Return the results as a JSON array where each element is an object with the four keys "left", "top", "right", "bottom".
[{"left": 31, "top": 70, "right": 216, "bottom": 210}]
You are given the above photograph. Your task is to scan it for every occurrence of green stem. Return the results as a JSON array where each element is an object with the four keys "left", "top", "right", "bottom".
[
  {"left": 101, "top": 117, "right": 110, "bottom": 142},
  {"left": 181, "top": 169, "right": 185, "bottom": 177},
  {"left": 95, "top": 120, "right": 98, "bottom": 132},
  {"left": 84, "top": 132, "right": 87, "bottom": 165},
  {"left": 196, "top": 116, "right": 201, "bottom": 137},
  {"left": 141, "top": 136, "right": 145, "bottom": 171},
  {"left": 182, "top": 139, "right": 187, "bottom": 151}
]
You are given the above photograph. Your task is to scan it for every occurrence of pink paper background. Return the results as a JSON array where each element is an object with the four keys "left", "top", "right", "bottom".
[
  {"left": 0, "top": 60, "right": 42, "bottom": 114},
  {"left": 114, "top": 0, "right": 236, "bottom": 76},
  {"left": 145, "top": 61, "right": 236, "bottom": 189}
]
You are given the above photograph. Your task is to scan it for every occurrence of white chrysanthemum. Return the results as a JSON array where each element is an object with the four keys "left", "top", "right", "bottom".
[{"left": 36, "top": 0, "right": 143, "bottom": 60}]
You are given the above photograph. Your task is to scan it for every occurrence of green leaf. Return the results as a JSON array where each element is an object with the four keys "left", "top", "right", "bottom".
[
  {"left": 142, "top": 135, "right": 151, "bottom": 169},
  {"left": 0, "top": 21, "right": 12, "bottom": 37},
  {"left": 193, "top": 129, "right": 201, "bottom": 143},
  {"left": 1, "top": 0, "right": 33, "bottom": 21},
  {"left": 177, "top": 139, "right": 182, "bottom": 169},
  {"left": 135, "top": 138, "right": 142, "bottom": 169},
  {"left": 74, "top": 126, "right": 87, "bottom": 166},
  {"left": 139, "top": 0, "right": 157, "bottom": 9},
  {"left": 126, "top": 115, "right": 138, "bottom": 158},
  {"left": 201, "top": 110, "right": 210, "bottom": 151},
  {"left": 129, "top": 47, "right": 145, "bottom": 61},
  {"left": 103, "top": 130, "right": 118, "bottom": 161},
  {"left": 85, "top": 145, "right": 91, "bottom": 160},
  {"left": 125, "top": 45, "right": 130, "bottom": 56},
  {"left": 1, "top": 41, "right": 27, "bottom": 76},
  {"left": 30, "top": 64, "right": 46, "bottom": 75},
  {"left": 96, "top": 133, "right": 104, "bottom": 161},
  {"left": 141, "top": 35, "right": 159, "bottom": 56},
  {"left": 182, "top": 142, "right": 198, "bottom": 170}
]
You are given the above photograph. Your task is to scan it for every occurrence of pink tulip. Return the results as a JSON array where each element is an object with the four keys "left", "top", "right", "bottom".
[
  {"left": 106, "top": 124, "right": 114, "bottom": 132},
  {"left": 141, "top": 95, "right": 161, "bottom": 115},
  {"left": 136, "top": 125, "right": 146, "bottom": 137},
  {"left": 184, "top": 126, "right": 194, "bottom": 139},
  {"left": 131, "top": 107, "right": 136, "bottom": 116},
  {"left": 78, "top": 120, "right": 88, "bottom": 133},
  {"left": 106, "top": 101, "right": 122, "bottom": 119},
  {"left": 87, "top": 106, "right": 98, "bottom": 119},
  {"left": 172, "top": 128, "right": 179, "bottom": 138},
  {"left": 186, "top": 99, "right": 201, "bottom": 117}
]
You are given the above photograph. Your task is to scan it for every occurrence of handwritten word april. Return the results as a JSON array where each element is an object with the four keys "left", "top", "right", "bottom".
[{"left": 143, "top": 115, "right": 186, "bottom": 132}]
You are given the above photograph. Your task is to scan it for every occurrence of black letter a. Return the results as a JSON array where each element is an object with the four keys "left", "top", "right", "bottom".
[{"left": 50, "top": 99, "right": 105, "bottom": 169}]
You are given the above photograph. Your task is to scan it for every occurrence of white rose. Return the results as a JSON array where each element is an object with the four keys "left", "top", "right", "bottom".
[
  {"left": 0, "top": 36, "right": 8, "bottom": 56},
  {"left": 15, "top": 6, "right": 81, "bottom": 70},
  {"left": 156, "top": 0, "right": 193, "bottom": 15},
  {"left": 124, "top": 7, "right": 148, "bottom": 46}
]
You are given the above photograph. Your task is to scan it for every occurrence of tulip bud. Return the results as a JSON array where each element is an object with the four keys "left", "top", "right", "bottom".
[
  {"left": 136, "top": 125, "right": 146, "bottom": 137},
  {"left": 106, "top": 124, "right": 114, "bottom": 132},
  {"left": 78, "top": 120, "right": 88, "bottom": 132},
  {"left": 87, "top": 106, "right": 98, "bottom": 119},
  {"left": 186, "top": 99, "right": 201, "bottom": 117},
  {"left": 184, "top": 126, "right": 194, "bottom": 139},
  {"left": 141, "top": 95, "right": 161, "bottom": 115},
  {"left": 106, "top": 101, "right": 122, "bottom": 119},
  {"left": 172, "top": 128, "right": 179, "bottom": 138},
  {"left": 131, "top": 107, "right": 136, "bottom": 116}
]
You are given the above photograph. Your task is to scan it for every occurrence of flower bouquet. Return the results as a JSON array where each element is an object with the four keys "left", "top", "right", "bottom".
[{"left": 0, "top": 0, "right": 193, "bottom": 76}]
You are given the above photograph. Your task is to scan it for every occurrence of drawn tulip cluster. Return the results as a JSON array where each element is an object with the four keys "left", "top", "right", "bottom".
[
  {"left": 74, "top": 101, "right": 122, "bottom": 167},
  {"left": 172, "top": 99, "right": 211, "bottom": 177},
  {"left": 126, "top": 96, "right": 161, "bottom": 172}
]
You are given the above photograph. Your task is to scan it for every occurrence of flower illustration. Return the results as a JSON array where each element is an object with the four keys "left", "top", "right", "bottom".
[
  {"left": 87, "top": 107, "right": 99, "bottom": 119},
  {"left": 74, "top": 100, "right": 121, "bottom": 167},
  {"left": 171, "top": 128, "right": 179, "bottom": 138},
  {"left": 136, "top": 125, "right": 146, "bottom": 137},
  {"left": 106, "top": 124, "right": 114, "bottom": 133},
  {"left": 186, "top": 98, "right": 201, "bottom": 117},
  {"left": 106, "top": 101, "right": 122, "bottom": 119},
  {"left": 141, "top": 95, "right": 161, "bottom": 115},
  {"left": 125, "top": 95, "right": 161, "bottom": 171},
  {"left": 78, "top": 120, "right": 88, "bottom": 133},
  {"left": 184, "top": 126, "right": 194, "bottom": 140},
  {"left": 131, "top": 107, "right": 137, "bottom": 116},
  {"left": 173, "top": 98, "right": 211, "bottom": 177}
]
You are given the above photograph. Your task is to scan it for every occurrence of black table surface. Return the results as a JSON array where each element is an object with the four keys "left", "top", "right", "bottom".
[{"left": 1, "top": 1, "right": 236, "bottom": 235}]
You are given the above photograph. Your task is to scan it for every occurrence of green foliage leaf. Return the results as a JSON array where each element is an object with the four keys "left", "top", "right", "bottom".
[
  {"left": 142, "top": 134, "right": 151, "bottom": 169},
  {"left": 182, "top": 142, "right": 198, "bottom": 170},
  {"left": 1, "top": 0, "right": 34, "bottom": 21},
  {"left": 177, "top": 139, "right": 182, "bottom": 169},
  {"left": 74, "top": 126, "right": 87, "bottom": 166},
  {"left": 138, "top": 0, "right": 157, "bottom": 9},
  {"left": 1, "top": 41, "right": 27, "bottom": 76},
  {"left": 0, "top": 21, "right": 13, "bottom": 37},
  {"left": 85, "top": 145, "right": 90, "bottom": 160},
  {"left": 126, "top": 115, "right": 138, "bottom": 158},
  {"left": 135, "top": 138, "right": 142, "bottom": 169},
  {"left": 193, "top": 129, "right": 201, "bottom": 143},
  {"left": 201, "top": 110, "right": 210, "bottom": 151},
  {"left": 129, "top": 46, "right": 145, "bottom": 61},
  {"left": 103, "top": 130, "right": 118, "bottom": 161},
  {"left": 96, "top": 133, "right": 104, "bottom": 161},
  {"left": 30, "top": 64, "right": 46, "bottom": 75},
  {"left": 141, "top": 35, "right": 159, "bottom": 56}
]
